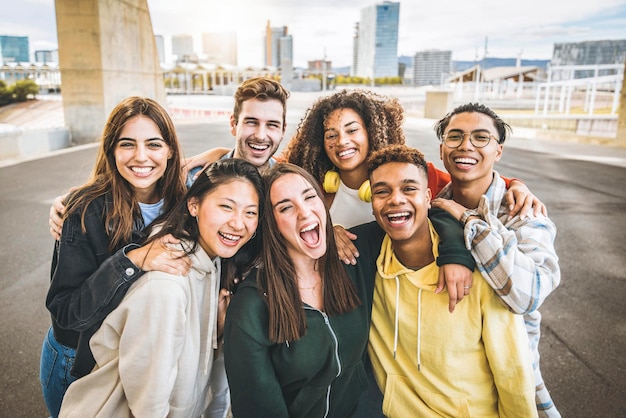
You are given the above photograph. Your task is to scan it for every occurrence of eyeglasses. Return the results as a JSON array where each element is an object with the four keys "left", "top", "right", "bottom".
[{"left": 442, "top": 131, "right": 498, "bottom": 148}]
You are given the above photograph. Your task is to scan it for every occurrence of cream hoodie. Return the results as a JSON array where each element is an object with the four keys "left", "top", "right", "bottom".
[
  {"left": 368, "top": 222, "right": 537, "bottom": 418},
  {"left": 59, "top": 241, "right": 222, "bottom": 418}
]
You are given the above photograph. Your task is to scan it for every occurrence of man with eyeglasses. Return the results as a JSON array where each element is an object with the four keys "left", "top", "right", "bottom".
[{"left": 431, "top": 102, "right": 561, "bottom": 418}]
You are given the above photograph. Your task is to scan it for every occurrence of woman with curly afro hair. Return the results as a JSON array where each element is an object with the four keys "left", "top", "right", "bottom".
[
  {"left": 284, "top": 89, "right": 405, "bottom": 194},
  {"left": 281, "top": 89, "right": 454, "bottom": 262}
]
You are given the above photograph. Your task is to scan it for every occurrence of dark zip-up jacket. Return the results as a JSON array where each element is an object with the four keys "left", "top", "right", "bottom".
[
  {"left": 223, "top": 209, "right": 472, "bottom": 417},
  {"left": 223, "top": 265, "right": 371, "bottom": 418},
  {"left": 46, "top": 193, "right": 146, "bottom": 377}
]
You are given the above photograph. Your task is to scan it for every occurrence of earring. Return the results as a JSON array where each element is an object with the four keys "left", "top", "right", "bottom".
[
  {"left": 323, "top": 170, "right": 340, "bottom": 193},
  {"left": 251, "top": 231, "right": 256, "bottom": 239}
]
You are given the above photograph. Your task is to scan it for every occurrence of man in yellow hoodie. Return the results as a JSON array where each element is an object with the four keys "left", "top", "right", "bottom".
[{"left": 366, "top": 144, "right": 537, "bottom": 418}]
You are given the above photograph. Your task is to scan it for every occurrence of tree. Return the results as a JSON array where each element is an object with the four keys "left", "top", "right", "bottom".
[
  {"left": 0, "top": 79, "right": 39, "bottom": 106},
  {"left": 11, "top": 80, "right": 39, "bottom": 102},
  {"left": 0, "top": 80, "right": 11, "bottom": 106}
]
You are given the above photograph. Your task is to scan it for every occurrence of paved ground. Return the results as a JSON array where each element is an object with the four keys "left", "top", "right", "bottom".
[{"left": 1, "top": 92, "right": 626, "bottom": 417}]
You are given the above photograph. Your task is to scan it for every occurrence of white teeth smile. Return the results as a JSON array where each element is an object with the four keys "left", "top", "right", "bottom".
[
  {"left": 387, "top": 212, "right": 410, "bottom": 224},
  {"left": 454, "top": 157, "right": 477, "bottom": 164},
  {"left": 249, "top": 143, "right": 269, "bottom": 150},
  {"left": 300, "top": 223, "right": 318, "bottom": 233},
  {"left": 338, "top": 149, "right": 356, "bottom": 157},
  {"left": 131, "top": 167, "right": 153, "bottom": 173},
  {"left": 388, "top": 212, "right": 410, "bottom": 218},
  {"left": 220, "top": 232, "right": 241, "bottom": 242}
]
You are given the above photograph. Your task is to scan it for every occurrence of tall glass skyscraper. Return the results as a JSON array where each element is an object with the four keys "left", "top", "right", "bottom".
[
  {"left": 355, "top": 1, "right": 400, "bottom": 79},
  {"left": 0, "top": 35, "right": 30, "bottom": 63},
  {"left": 264, "top": 21, "right": 292, "bottom": 69}
]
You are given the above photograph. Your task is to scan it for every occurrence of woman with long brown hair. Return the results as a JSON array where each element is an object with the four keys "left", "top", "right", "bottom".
[
  {"left": 41, "top": 97, "right": 188, "bottom": 417},
  {"left": 223, "top": 163, "right": 372, "bottom": 417}
]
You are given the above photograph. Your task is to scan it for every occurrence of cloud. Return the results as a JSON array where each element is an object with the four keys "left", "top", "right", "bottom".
[
  {"left": 2, "top": 0, "right": 625, "bottom": 66},
  {"left": 522, "top": 26, "right": 592, "bottom": 39}
]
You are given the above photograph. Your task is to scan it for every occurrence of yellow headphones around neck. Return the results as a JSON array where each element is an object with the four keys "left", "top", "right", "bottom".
[{"left": 322, "top": 170, "right": 372, "bottom": 203}]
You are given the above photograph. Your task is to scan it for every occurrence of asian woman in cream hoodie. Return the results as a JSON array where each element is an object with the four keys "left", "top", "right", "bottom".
[{"left": 59, "top": 158, "right": 264, "bottom": 418}]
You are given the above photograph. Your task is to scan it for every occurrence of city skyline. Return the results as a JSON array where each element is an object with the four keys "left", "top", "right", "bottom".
[{"left": 2, "top": 0, "right": 626, "bottom": 68}]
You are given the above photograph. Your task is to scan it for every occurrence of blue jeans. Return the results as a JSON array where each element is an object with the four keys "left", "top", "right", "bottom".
[{"left": 40, "top": 327, "right": 77, "bottom": 418}]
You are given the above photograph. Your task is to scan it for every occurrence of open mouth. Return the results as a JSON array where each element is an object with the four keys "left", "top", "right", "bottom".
[
  {"left": 453, "top": 157, "right": 477, "bottom": 168},
  {"left": 299, "top": 222, "right": 320, "bottom": 246},
  {"left": 248, "top": 143, "right": 270, "bottom": 154},
  {"left": 386, "top": 211, "right": 411, "bottom": 225},
  {"left": 219, "top": 231, "right": 242, "bottom": 246}
]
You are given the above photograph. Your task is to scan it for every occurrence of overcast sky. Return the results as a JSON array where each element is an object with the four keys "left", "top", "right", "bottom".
[{"left": 3, "top": 0, "right": 626, "bottom": 67}]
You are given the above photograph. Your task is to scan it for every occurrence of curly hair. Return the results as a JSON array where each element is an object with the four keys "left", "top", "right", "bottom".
[
  {"left": 283, "top": 89, "right": 405, "bottom": 184},
  {"left": 367, "top": 144, "right": 428, "bottom": 177}
]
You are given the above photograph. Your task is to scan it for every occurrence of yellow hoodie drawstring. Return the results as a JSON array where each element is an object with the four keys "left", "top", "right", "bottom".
[
  {"left": 417, "top": 288, "right": 422, "bottom": 372},
  {"left": 393, "top": 276, "right": 399, "bottom": 359}
]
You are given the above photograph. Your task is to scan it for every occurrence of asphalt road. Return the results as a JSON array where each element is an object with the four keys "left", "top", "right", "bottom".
[{"left": 1, "top": 116, "right": 625, "bottom": 417}]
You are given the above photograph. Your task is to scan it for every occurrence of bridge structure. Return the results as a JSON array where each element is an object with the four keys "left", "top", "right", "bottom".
[{"left": 54, "top": 0, "right": 164, "bottom": 145}]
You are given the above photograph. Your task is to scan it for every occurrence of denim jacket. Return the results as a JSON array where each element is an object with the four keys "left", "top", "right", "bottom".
[{"left": 46, "top": 193, "right": 146, "bottom": 377}]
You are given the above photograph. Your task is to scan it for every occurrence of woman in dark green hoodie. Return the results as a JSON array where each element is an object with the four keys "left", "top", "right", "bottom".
[{"left": 223, "top": 163, "right": 372, "bottom": 417}]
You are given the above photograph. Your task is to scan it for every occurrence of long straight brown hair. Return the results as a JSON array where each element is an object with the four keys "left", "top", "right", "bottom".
[
  {"left": 259, "top": 163, "right": 360, "bottom": 343},
  {"left": 64, "top": 96, "right": 186, "bottom": 252}
]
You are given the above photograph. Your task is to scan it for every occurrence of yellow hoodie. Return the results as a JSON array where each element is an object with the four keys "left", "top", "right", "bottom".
[{"left": 368, "top": 222, "right": 537, "bottom": 418}]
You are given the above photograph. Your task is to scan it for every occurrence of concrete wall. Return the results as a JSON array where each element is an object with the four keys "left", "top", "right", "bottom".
[
  {"left": 0, "top": 125, "right": 70, "bottom": 161},
  {"left": 55, "top": 0, "right": 165, "bottom": 145},
  {"left": 424, "top": 91, "right": 454, "bottom": 119}
]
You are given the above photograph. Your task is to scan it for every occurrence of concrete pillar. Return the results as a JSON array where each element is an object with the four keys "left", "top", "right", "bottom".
[
  {"left": 617, "top": 60, "right": 626, "bottom": 146},
  {"left": 55, "top": 0, "right": 165, "bottom": 145},
  {"left": 424, "top": 91, "right": 454, "bottom": 119}
]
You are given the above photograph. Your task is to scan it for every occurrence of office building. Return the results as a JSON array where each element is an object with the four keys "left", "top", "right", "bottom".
[
  {"left": 34, "top": 49, "right": 58, "bottom": 64},
  {"left": 413, "top": 49, "right": 452, "bottom": 86},
  {"left": 172, "top": 34, "right": 195, "bottom": 63},
  {"left": 264, "top": 21, "right": 292, "bottom": 69},
  {"left": 0, "top": 35, "right": 30, "bottom": 63},
  {"left": 279, "top": 36, "right": 293, "bottom": 68},
  {"left": 552, "top": 39, "right": 626, "bottom": 66},
  {"left": 279, "top": 34, "right": 294, "bottom": 88},
  {"left": 351, "top": 23, "right": 359, "bottom": 76},
  {"left": 203, "top": 32, "right": 237, "bottom": 66},
  {"left": 552, "top": 39, "right": 626, "bottom": 78},
  {"left": 354, "top": 1, "right": 400, "bottom": 79}
]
